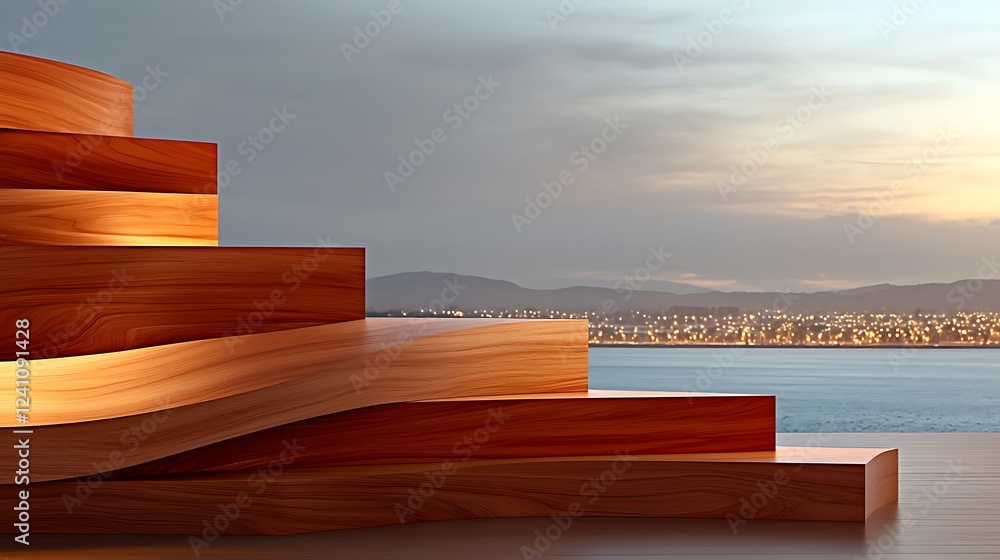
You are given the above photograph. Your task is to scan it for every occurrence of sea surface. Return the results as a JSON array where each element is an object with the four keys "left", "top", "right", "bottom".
[{"left": 589, "top": 347, "right": 999, "bottom": 432}]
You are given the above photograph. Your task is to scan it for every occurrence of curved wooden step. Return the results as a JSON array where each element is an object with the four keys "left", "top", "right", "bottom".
[
  {"left": 0, "top": 319, "right": 589, "bottom": 481},
  {"left": 1, "top": 448, "right": 898, "bottom": 534},
  {"left": 0, "top": 128, "right": 216, "bottom": 194},
  {"left": 0, "top": 318, "right": 587, "bottom": 427},
  {"left": 0, "top": 52, "right": 133, "bottom": 136}
]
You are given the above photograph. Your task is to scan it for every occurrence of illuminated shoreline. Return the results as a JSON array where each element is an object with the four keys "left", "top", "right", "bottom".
[{"left": 372, "top": 310, "right": 1000, "bottom": 346}]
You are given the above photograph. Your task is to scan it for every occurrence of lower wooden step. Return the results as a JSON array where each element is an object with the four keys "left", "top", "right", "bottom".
[
  {"left": 5, "top": 447, "right": 897, "bottom": 535},
  {"left": 109, "top": 390, "right": 776, "bottom": 478}
]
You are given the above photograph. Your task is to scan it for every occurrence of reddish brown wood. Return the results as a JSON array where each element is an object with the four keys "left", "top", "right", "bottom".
[
  {"left": 0, "top": 447, "right": 898, "bottom": 534},
  {"left": 0, "top": 128, "right": 217, "bottom": 194},
  {"left": 0, "top": 247, "right": 365, "bottom": 360},
  {"left": 0, "top": 52, "right": 133, "bottom": 136},
  {"left": 109, "top": 391, "right": 775, "bottom": 478}
]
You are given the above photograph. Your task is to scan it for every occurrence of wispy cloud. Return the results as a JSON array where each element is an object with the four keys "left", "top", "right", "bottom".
[{"left": 4, "top": 0, "right": 997, "bottom": 290}]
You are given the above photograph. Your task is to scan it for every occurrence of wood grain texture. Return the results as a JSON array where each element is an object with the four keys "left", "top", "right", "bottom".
[
  {"left": 0, "top": 319, "right": 589, "bottom": 481},
  {"left": 0, "top": 52, "right": 133, "bottom": 136},
  {"left": 0, "top": 447, "right": 897, "bottom": 534},
  {"left": 0, "top": 247, "right": 365, "bottom": 360},
  {"left": 0, "top": 318, "right": 587, "bottom": 426},
  {"left": 0, "top": 433, "right": 979, "bottom": 560},
  {"left": 105, "top": 390, "right": 775, "bottom": 478},
  {"left": 0, "top": 128, "right": 217, "bottom": 194},
  {"left": 866, "top": 448, "right": 899, "bottom": 518},
  {"left": 0, "top": 188, "right": 217, "bottom": 246}
]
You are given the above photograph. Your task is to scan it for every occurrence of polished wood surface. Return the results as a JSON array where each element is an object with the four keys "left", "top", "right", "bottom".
[
  {"left": 0, "top": 128, "right": 217, "bottom": 194},
  {"left": 1, "top": 446, "right": 896, "bottom": 534},
  {"left": 0, "top": 247, "right": 365, "bottom": 360},
  {"left": 3, "top": 433, "right": 984, "bottom": 559},
  {"left": 0, "top": 188, "right": 217, "bottom": 246},
  {"left": 0, "top": 319, "right": 589, "bottom": 481},
  {"left": 0, "top": 52, "right": 133, "bottom": 136},
  {"left": 0, "top": 318, "right": 587, "bottom": 426},
  {"left": 108, "top": 390, "right": 774, "bottom": 478},
  {"left": 865, "top": 446, "right": 900, "bottom": 518}
]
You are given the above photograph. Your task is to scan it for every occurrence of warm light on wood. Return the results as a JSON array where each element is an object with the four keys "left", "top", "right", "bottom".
[
  {"left": 0, "top": 188, "right": 217, "bottom": 246},
  {"left": 0, "top": 319, "right": 590, "bottom": 481}
]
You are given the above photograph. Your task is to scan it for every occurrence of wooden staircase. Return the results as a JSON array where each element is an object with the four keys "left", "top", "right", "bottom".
[{"left": 0, "top": 52, "right": 897, "bottom": 535}]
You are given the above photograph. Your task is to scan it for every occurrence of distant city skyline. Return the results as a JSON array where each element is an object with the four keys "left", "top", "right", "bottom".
[
  {"left": 372, "top": 308, "right": 1000, "bottom": 347},
  {"left": 4, "top": 0, "right": 998, "bottom": 292}
]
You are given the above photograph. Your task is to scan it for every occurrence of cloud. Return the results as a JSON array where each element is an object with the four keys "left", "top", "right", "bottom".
[{"left": 4, "top": 0, "right": 998, "bottom": 290}]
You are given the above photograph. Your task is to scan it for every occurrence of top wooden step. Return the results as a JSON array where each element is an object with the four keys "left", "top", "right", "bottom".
[{"left": 0, "top": 52, "right": 134, "bottom": 136}]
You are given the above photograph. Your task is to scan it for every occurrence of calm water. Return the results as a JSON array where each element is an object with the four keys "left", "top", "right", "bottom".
[{"left": 589, "top": 347, "right": 999, "bottom": 432}]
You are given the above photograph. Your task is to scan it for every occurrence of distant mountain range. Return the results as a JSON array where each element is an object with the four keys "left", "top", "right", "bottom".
[
  {"left": 543, "top": 278, "right": 712, "bottom": 295},
  {"left": 367, "top": 272, "right": 1000, "bottom": 314}
]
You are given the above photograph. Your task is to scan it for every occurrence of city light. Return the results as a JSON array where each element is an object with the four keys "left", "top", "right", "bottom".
[{"left": 372, "top": 309, "right": 1000, "bottom": 346}]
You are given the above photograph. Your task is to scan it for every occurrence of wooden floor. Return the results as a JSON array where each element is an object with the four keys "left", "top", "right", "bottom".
[{"left": 9, "top": 433, "right": 996, "bottom": 559}]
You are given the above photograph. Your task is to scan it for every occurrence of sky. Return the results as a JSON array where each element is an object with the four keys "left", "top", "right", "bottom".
[{"left": 3, "top": 0, "right": 998, "bottom": 292}]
